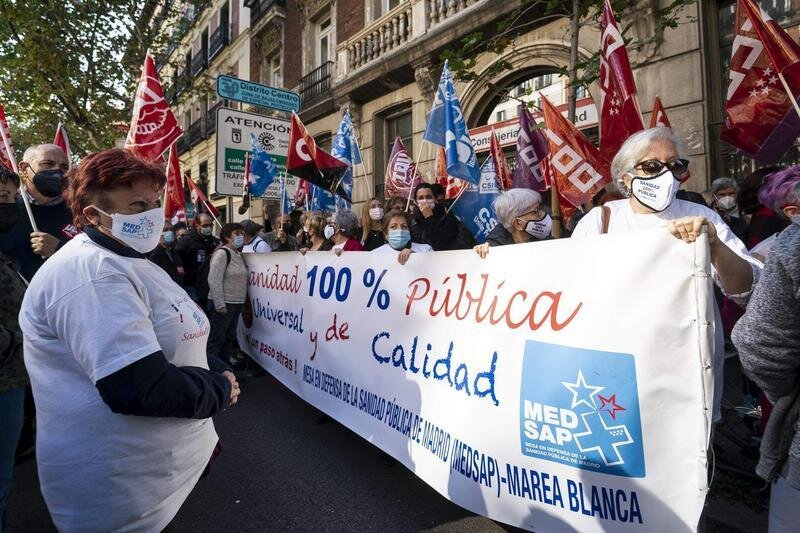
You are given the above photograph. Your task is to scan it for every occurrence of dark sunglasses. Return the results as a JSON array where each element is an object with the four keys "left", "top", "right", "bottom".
[{"left": 634, "top": 158, "right": 690, "bottom": 177}]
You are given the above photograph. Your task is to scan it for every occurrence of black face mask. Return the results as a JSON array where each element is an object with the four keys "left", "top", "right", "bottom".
[
  {"left": 0, "top": 203, "right": 19, "bottom": 233},
  {"left": 32, "top": 169, "right": 65, "bottom": 197},
  {"left": 282, "top": 223, "right": 292, "bottom": 234}
]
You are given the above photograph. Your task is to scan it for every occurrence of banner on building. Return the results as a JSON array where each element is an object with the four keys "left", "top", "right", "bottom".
[{"left": 238, "top": 230, "right": 713, "bottom": 532}]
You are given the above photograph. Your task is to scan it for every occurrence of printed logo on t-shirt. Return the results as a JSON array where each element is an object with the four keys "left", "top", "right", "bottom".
[
  {"left": 61, "top": 223, "right": 78, "bottom": 240},
  {"left": 196, "top": 249, "right": 206, "bottom": 264}
]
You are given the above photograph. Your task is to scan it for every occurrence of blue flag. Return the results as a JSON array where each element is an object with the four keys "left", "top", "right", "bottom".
[
  {"left": 330, "top": 110, "right": 362, "bottom": 210},
  {"left": 280, "top": 175, "right": 293, "bottom": 215},
  {"left": 423, "top": 61, "right": 480, "bottom": 185},
  {"left": 248, "top": 133, "right": 278, "bottom": 197},
  {"left": 309, "top": 184, "right": 338, "bottom": 212},
  {"left": 450, "top": 156, "right": 501, "bottom": 244}
]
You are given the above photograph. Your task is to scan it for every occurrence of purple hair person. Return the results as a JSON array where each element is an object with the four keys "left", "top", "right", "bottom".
[{"left": 758, "top": 165, "right": 800, "bottom": 219}]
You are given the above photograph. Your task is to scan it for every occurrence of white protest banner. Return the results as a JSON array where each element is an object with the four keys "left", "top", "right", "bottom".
[{"left": 239, "top": 230, "right": 713, "bottom": 532}]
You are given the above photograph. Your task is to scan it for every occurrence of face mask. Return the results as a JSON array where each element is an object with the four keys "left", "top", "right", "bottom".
[
  {"left": 524, "top": 214, "right": 552, "bottom": 240},
  {"left": 716, "top": 195, "right": 737, "bottom": 211},
  {"left": 31, "top": 168, "right": 65, "bottom": 197},
  {"left": 417, "top": 199, "right": 435, "bottom": 211},
  {"left": 630, "top": 170, "right": 678, "bottom": 213},
  {"left": 162, "top": 230, "right": 175, "bottom": 244},
  {"left": 0, "top": 203, "right": 19, "bottom": 233},
  {"left": 233, "top": 235, "right": 244, "bottom": 248},
  {"left": 323, "top": 224, "right": 336, "bottom": 240},
  {"left": 200, "top": 226, "right": 213, "bottom": 237},
  {"left": 388, "top": 229, "right": 411, "bottom": 249},
  {"left": 282, "top": 223, "right": 293, "bottom": 234},
  {"left": 369, "top": 207, "right": 384, "bottom": 220},
  {"left": 93, "top": 205, "right": 165, "bottom": 253}
]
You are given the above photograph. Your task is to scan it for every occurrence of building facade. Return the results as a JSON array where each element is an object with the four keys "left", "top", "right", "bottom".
[{"left": 162, "top": 0, "right": 800, "bottom": 223}]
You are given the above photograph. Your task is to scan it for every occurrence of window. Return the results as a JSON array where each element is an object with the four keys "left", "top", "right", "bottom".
[
  {"left": 534, "top": 74, "right": 553, "bottom": 91},
  {"left": 374, "top": 104, "right": 413, "bottom": 197},
  {"left": 371, "top": 0, "right": 401, "bottom": 20},
  {"left": 316, "top": 18, "right": 332, "bottom": 68},
  {"left": 270, "top": 55, "right": 282, "bottom": 87},
  {"left": 575, "top": 85, "right": 588, "bottom": 100},
  {"left": 496, "top": 110, "right": 507, "bottom": 122}
]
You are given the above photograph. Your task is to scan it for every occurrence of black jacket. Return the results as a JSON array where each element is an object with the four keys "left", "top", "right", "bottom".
[
  {"left": 411, "top": 204, "right": 472, "bottom": 251},
  {"left": 175, "top": 229, "right": 220, "bottom": 287},
  {"left": 149, "top": 245, "right": 185, "bottom": 286},
  {"left": 486, "top": 224, "right": 515, "bottom": 246}
]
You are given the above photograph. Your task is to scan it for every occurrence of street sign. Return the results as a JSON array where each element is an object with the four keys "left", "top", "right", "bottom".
[
  {"left": 216, "top": 74, "right": 301, "bottom": 113},
  {"left": 214, "top": 107, "right": 298, "bottom": 199}
]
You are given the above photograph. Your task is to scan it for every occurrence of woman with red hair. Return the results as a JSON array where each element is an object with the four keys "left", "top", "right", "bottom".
[{"left": 19, "top": 149, "right": 239, "bottom": 531}]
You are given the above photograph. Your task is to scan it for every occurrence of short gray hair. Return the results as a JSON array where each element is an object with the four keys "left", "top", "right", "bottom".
[
  {"left": 492, "top": 188, "right": 542, "bottom": 230},
  {"left": 334, "top": 209, "right": 360, "bottom": 236},
  {"left": 711, "top": 177, "right": 738, "bottom": 194},
  {"left": 610, "top": 127, "right": 689, "bottom": 196}
]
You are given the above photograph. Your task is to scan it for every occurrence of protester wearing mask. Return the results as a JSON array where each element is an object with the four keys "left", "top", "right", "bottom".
[
  {"left": 361, "top": 198, "right": 386, "bottom": 251},
  {"left": 473, "top": 188, "right": 551, "bottom": 258},
  {"left": 148, "top": 220, "right": 186, "bottom": 287},
  {"left": 241, "top": 219, "right": 271, "bottom": 253},
  {"left": 330, "top": 210, "right": 365, "bottom": 255},
  {"left": 173, "top": 221, "right": 189, "bottom": 239},
  {"left": 572, "top": 127, "right": 761, "bottom": 422},
  {"left": 373, "top": 209, "right": 432, "bottom": 265},
  {"left": 711, "top": 177, "right": 748, "bottom": 241},
  {"left": 19, "top": 149, "right": 238, "bottom": 532},
  {"left": 175, "top": 213, "right": 220, "bottom": 303},
  {"left": 206, "top": 222, "right": 248, "bottom": 369},
  {"left": 0, "top": 143, "right": 74, "bottom": 282},
  {"left": 411, "top": 183, "right": 465, "bottom": 251},
  {"left": 262, "top": 212, "right": 297, "bottom": 252},
  {"left": 299, "top": 214, "right": 333, "bottom": 253},
  {"left": 732, "top": 165, "right": 800, "bottom": 533},
  {"left": 0, "top": 167, "right": 27, "bottom": 530}
]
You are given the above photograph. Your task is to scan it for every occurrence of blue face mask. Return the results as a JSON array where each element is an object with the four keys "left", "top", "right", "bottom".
[
  {"left": 388, "top": 229, "right": 410, "bottom": 250},
  {"left": 233, "top": 235, "right": 245, "bottom": 249},
  {"left": 162, "top": 230, "right": 175, "bottom": 244}
]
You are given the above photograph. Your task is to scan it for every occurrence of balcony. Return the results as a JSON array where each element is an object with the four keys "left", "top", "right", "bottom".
[
  {"left": 206, "top": 101, "right": 224, "bottom": 135},
  {"left": 176, "top": 133, "right": 190, "bottom": 155},
  {"left": 174, "top": 70, "right": 189, "bottom": 100},
  {"left": 209, "top": 24, "right": 229, "bottom": 60},
  {"left": 188, "top": 118, "right": 205, "bottom": 146},
  {"left": 344, "top": 3, "right": 413, "bottom": 73},
  {"left": 299, "top": 61, "right": 333, "bottom": 108},
  {"left": 245, "top": 0, "right": 285, "bottom": 25},
  {"left": 191, "top": 51, "right": 207, "bottom": 77}
]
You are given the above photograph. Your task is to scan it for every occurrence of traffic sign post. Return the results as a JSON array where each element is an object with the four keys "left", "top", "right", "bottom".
[
  {"left": 214, "top": 106, "right": 298, "bottom": 199},
  {"left": 216, "top": 74, "right": 300, "bottom": 113}
]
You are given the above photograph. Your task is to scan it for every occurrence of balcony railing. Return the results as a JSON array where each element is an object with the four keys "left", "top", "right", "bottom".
[
  {"left": 174, "top": 70, "right": 188, "bottom": 99},
  {"left": 299, "top": 61, "right": 333, "bottom": 107},
  {"left": 209, "top": 24, "right": 229, "bottom": 60},
  {"left": 188, "top": 118, "right": 205, "bottom": 146},
  {"left": 191, "top": 51, "right": 207, "bottom": 76},
  {"left": 176, "top": 133, "right": 190, "bottom": 155},
  {"left": 427, "top": 0, "right": 481, "bottom": 26},
  {"left": 206, "top": 101, "right": 224, "bottom": 135},
  {"left": 245, "top": 0, "right": 285, "bottom": 25}
]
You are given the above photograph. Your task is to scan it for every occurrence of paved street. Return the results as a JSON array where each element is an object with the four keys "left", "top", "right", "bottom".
[{"left": 7, "top": 371, "right": 767, "bottom": 532}]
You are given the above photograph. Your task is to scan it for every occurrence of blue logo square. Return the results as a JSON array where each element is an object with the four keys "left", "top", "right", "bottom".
[{"left": 519, "top": 340, "right": 645, "bottom": 478}]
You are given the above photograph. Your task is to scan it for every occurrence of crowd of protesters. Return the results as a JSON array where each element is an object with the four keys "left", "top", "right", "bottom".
[{"left": 0, "top": 128, "right": 799, "bottom": 531}]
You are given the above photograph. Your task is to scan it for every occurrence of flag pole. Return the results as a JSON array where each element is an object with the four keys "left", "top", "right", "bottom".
[
  {"left": 444, "top": 182, "right": 468, "bottom": 216},
  {"left": 0, "top": 125, "right": 38, "bottom": 232},
  {"left": 778, "top": 72, "right": 800, "bottom": 118},
  {"left": 406, "top": 139, "right": 427, "bottom": 211}
]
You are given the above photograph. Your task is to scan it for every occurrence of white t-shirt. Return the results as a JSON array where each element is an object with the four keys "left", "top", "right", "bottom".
[
  {"left": 243, "top": 235, "right": 271, "bottom": 253},
  {"left": 372, "top": 242, "right": 434, "bottom": 254},
  {"left": 572, "top": 199, "right": 763, "bottom": 422},
  {"left": 750, "top": 232, "right": 778, "bottom": 261},
  {"left": 19, "top": 233, "right": 218, "bottom": 532}
]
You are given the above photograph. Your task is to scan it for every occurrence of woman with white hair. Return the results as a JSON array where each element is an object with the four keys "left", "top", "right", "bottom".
[
  {"left": 473, "top": 188, "right": 552, "bottom": 258},
  {"left": 572, "top": 126, "right": 762, "bottom": 421},
  {"left": 710, "top": 176, "right": 748, "bottom": 241},
  {"left": 329, "top": 209, "right": 365, "bottom": 254}
]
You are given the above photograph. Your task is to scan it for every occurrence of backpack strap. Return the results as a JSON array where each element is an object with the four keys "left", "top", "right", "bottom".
[{"left": 600, "top": 205, "right": 611, "bottom": 235}]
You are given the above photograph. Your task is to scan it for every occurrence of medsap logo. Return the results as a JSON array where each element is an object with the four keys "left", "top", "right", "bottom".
[
  {"left": 519, "top": 340, "right": 645, "bottom": 478},
  {"left": 121, "top": 216, "right": 156, "bottom": 240}
]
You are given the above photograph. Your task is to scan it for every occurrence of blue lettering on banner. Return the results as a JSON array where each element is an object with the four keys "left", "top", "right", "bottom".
[{"left": 519, "top": 340, "right": 645, "bottom": 478}]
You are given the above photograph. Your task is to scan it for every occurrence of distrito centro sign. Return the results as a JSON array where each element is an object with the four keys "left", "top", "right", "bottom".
[
  {"left": 214, "top": 107, "right": 297, "bottom": 198},
  {"left": 216, "top": 74, "right": 300, "bottom": 113}
]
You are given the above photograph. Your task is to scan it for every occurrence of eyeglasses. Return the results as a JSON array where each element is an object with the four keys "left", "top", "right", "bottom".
[
  {"left": 633, "top": 158, "right": 690, "bottom": 177},
  {"left": 517, "top": 206, "right": 546, "bottom": 222}
]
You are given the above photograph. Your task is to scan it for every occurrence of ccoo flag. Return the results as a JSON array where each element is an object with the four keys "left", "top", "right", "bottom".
[
  {"left": 0, "top": 105, "right": 16, "bottom": 170},
  {"left": 512, "top": 104, "right": 549, "bottom": 192},
  {"left": 125, "top": 50, "right": 183, "bottom": 161},
  {"left": 186, "top": 174, "right": 220, "bottom": 219},
  {"left": 423, "top": 61, "right": 481, "bottom": 185},
  {"left": 53, "top": 122, "right": 72, "bottom": 165},
  {"left": 489, "top": 130, "right": 513, "bottom": 191},
  {"left": 649, "top": 96, "right": 672, "bottom": 129},
  {"left": 165, "top": 143, "right": 187, "bottom": 224},
  {"left": 450, "top": 155, "right": 502, "bottom": 244},
  {"left": 599, "top": 0, "right": 644, "bottom": 161},
  {"left": 247, "top": 133, "right": 279, "bottom": 197}
]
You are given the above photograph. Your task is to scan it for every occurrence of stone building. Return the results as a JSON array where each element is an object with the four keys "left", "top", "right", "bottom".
[{"left": 162, "top": 0, "right": 800, "bottom": 222}]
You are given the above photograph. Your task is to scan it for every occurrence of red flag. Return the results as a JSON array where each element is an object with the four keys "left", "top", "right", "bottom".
[
  {"left": 384, "top": 137, "right": 423, "bottom": 199},
  {"left": 721, "top": 0, "right": 800, "bottom": 163},
  {"left": 125, "top": 50, "right": 183, "bottom": 161},
  {"left": 294, "top": 179, "right": 310, "bottom": 209},
  {"left": 599, "top": 0, "right": 644, "bottom": 161},
  {"left": 165, "top": 144, "right": 187, "bottom": 224},
  {"left": 434, "top": 146, "right": 464, "bottom": 199},
  {"left": 489, "top": 130, "right": 512, "bottom": 191},
  {"left": 186, "top": 174, "right": 220, "bottom": 219},
  {"left": 53, "top": 122, "right": 72, "bottom": 164},
  {"left": 0, "top": 105, "right": 15, "bottom": 170},
  {"left": 286, "top": 113, "right": 350, "bottom": 201},
  {"left": 541, "top": 95, "right": 610, "bottom": 209},
  {"left": 649, "top": 96, "right": 672, "bottom": 129}
]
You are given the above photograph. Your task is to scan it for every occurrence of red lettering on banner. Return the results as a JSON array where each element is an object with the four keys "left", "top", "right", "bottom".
[
  {"left": 249, "top": 264, "right": 302, "bottom": 294},
  {"left": 405, "top": 273, "right": 582, "bottom": 332}
]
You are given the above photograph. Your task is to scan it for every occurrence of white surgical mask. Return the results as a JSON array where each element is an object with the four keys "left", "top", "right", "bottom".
[
  {"left": 630, "top": 170, "right": 678, "bottom": 213},
  {"left": 93, "top": 205, "right": 165, "bottom": 253},
  {"left": 323, "top": 224, "right": 336, "bottom": 240},
  {"left": 524, "top": 214, "right": 552, "bottom": 240},
  {"left": 715, "top": 195, "right": 737, "bottom": 211},
  {"left": 369, "top": 207, "right": 384, "bottom": 220}
]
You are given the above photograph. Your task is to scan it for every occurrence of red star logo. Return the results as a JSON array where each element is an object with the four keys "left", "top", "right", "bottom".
[{"left": 598, "top": 394, "right": 626, "bottom": 420}]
